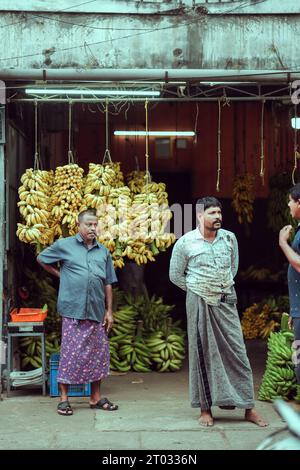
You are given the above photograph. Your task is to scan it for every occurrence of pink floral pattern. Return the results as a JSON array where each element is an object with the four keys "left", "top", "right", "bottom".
[{"left": 57, "top": 317, "right": 110, "bottom": 384}]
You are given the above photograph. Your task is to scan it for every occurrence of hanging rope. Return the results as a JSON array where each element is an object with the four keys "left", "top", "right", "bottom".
[
  {"left": 33, "top": 100, "right": 42, "bottom": 171},
  {"left": 145, "top": 98, "right": 151, "bottom": 186},
  {"left": 68, "top": 101, "right": 75, "bottom": 164},
  {"left": 216, "top": 99, "right": 222, "bottom": 192},
  {"left": 292, "top": 104, "right": 300, "bottom": 185},
  {"left": 259, "top": 100, "right": 265, "bottom": 185},
  {"left": 193, "top": 103, "right": 199, "bottom": 145},
  {"left": 102, "top": 98, "right": 112, "bottom": 164}
]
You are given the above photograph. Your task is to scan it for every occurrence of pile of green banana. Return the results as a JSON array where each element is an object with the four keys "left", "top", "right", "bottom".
[
  {"left": 258, "top": 328, "right": 296, "bottom": 401},
  {"left": 108, "top": 292, "right": 186, "bottom": 373},
  {"left": 146, "top": 329, "right": 185, "bottom": 372},
  {"left": 123, "top": 293, "right": 175, "bottom": 333},
  {"left": 118, "top": 321, "right": 152, "bottom": 373},
  {"left": 19, "top": 332, "right": 60, "bottom": 370},
  {"left": 109, "top": 304, "right": 138, "bottom": 372}
]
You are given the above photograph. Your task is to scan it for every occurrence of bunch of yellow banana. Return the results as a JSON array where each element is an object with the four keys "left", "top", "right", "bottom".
[
  {"left": 241, "top": 303, "right": 271, "bottom": 339},
  {"left": 258, "top": 330, "right": 296, "bottom": 401},
  {"left": 84, "top": 163, "right": 123, "bottom": 196},
  {"left": 146, "top": 330, "right": 186, "bottom": 372},
  {"left": 127, "top": 171, "right": 147, "bottom": 194},
  {"left": 50, "top": 164, "right": 84, "bottom": 236},
  {"left": 231, "top": 173, "right": 255, "bottom": 225},
  {"left": 17, "top": 168, "right": 54, "bottom": 245}
]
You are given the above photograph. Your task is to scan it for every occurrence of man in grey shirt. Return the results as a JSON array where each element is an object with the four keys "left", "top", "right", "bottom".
[
  {"left": 37, "top": 209, "right": 118, "bottom": 416},
  {"left": 169, "top": 196, "right": 267, "bottom": 427}
]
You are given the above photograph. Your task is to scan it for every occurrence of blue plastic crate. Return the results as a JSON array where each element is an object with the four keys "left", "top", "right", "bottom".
[{"left": 49, "top": 353, "right": 91, "bottom": 397}]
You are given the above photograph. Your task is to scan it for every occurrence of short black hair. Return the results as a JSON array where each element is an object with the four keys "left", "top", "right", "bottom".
[
  {"left": 78, "top": 208, "right": 97, "bottom": 223},
  {"left": 289, "top": 184, "right": 300, "bottom": 202},
  {"left": 196, "top": 196, "right": 222, "bottom": 213}
]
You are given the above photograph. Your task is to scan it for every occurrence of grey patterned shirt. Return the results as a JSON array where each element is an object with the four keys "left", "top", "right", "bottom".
[
  {"left": 169, "top": 227, "right": 239, "bottom": 306},
  {"left": 37, "top": 233, "right": 117, "bottom": 322}
]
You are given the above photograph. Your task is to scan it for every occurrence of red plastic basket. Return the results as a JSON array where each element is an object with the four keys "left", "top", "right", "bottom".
[{"left": 10, "top": 308, "right": 48, "bottom": 323}]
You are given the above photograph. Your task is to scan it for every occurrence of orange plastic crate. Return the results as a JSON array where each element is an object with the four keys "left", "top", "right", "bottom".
[{"left": 10, "top": 308, "right": 48, "bottom": 323}]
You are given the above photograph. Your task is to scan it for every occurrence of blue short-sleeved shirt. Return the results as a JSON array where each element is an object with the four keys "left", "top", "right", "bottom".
[
  {"left": 288, "top": 229, "right": 300, "bottom": 318},
  {"left": 37, "top": 233, "right": 118, "bottom": 323}
]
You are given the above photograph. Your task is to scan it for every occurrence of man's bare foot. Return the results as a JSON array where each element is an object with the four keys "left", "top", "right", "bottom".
[
  {"left": 245, "top": 409, "right": 268, "bottom": 427},
  {"left": 199, "top": 410, "right": 214, "bottom": 427}
]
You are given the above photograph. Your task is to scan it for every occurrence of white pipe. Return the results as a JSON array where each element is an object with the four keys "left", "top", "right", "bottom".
[{"left": 0, "top": 68, "right": 299, "bottom": 82}]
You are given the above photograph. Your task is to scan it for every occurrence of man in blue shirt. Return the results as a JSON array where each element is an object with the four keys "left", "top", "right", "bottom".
[
  {"left": 279, "top": 183, "right": 300, "bottom": 384},
  {"left": 37, "top": 209, "right": 118, "bottom": 415}
]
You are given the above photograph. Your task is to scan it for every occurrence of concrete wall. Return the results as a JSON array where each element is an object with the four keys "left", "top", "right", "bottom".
[{"left": 0, "top": 1, "right": 299, "bottom": 71}]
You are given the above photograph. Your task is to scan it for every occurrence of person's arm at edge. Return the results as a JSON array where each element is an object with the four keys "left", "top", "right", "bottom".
[
  {"left": 279, "top": 225, "right": 300, "bottom": 273},
  {"left": 37, "top": 258, "right": 60, "bottom": 278}
]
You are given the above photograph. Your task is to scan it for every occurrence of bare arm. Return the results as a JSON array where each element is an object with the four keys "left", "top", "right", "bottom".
[
  {"left": 37, "top": 258, "right": 60, "bottom": 278},
  {"left": 103, "top": 284, "right": 114, "bottom": 333},
  {"left": 279, "top": 225, "right": 300, "bottom": 273}
]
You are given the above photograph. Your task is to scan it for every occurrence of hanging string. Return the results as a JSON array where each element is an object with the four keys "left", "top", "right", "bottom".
[
  {"left": 292, "top": 104, "right": 300, "bottom": 185},
  {"left": 259, "top": 100, "right": 265, "bottom": 185},
  {"left": 193, "top": 103, "right": 199, "bottom": 145},
  {"left": 102, "top": 98, "right": 112, "bottom": 164},
  {"left": 68, "top": 101, "right": 75, "bottom": 164},
  {"left": 216, "top": 99, "right": 221, "bottom": 192},
  {"left": 33, "top": 100, "right": 42, "bottom": 171},
  {"left": 145, "top": 98, "right": 151, "bottom": 186}
]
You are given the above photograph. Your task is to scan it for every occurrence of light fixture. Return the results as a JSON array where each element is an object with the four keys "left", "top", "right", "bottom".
[
  {"left": 114, "top": 131, "right": 195, "bottom": 137},
  {"left": 199, "top": 81, "right": 253, "bottom": 86},
  {"left": 25, "top": 88, "right": 160, "bottom": 97},
  {"left": 291, "top": 117, "right": 300, "bottom": 129}
]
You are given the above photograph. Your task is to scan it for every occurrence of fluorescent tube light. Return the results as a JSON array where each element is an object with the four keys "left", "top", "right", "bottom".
[
  {"left": 114, "top": 131, "right": 195, "bottom": 137},
  {"left": 25, "top": 88, "right": 160, "bottom": 97},
  {"left": 291, "top": 118, "right": 300, "bottom": 129}
]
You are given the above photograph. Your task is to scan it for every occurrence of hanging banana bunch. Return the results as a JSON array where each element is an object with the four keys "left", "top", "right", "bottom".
[
  {"left": 127, "top": 170, "right": 147, "bottom": 194},
  {"left": 50, "top": 163, "right": 84, "bottom": 237},
  {"left": 231, "top": 173, "right": 255, "bottom": 225},
  {"left": 17, "top": 168, "right": 54, "bottom": 246}
]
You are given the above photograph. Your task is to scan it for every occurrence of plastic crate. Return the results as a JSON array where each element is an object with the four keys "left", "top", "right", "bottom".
[
  {"left": 10, "top": 307, "right": 48, "bottom": 323},
  {"left": 49, "top": 353, "right": 91, "bottom": 397}
]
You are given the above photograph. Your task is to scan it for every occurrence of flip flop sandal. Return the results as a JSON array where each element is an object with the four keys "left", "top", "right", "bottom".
[
  {"left": 90, "top": 397, "right": 118, "bottom": 411},
  {"left": 57, "top": 400, "right": 73, "bottom": 416}
]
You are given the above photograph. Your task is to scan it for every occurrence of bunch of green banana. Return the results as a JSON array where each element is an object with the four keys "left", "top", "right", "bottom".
[
  {"left": 146, "top": 330, "right": 186, "bottom": 372},
  {"left": 258, "top": 330, "right": 296, "bottom": 401},
  {"left": 123, "top": 293, "right": 175, "bottom": 334},
  {"left": 108, "top": 305, "right": 137, "bottom": 372},
  {"left": 294, "top": 385, "right": 300, "bottom": 403},
  {"left": 110, "top": 305, "right": 137, "bottom": 337},
  {"left": 19, "top": 333, "right": 60, "bottom": 370},
  {"left": 109, "top": 340, "right": 131, "bottom": 372},
  {"left": 116, "top": 321, "right": 151, "bottom": 372}
]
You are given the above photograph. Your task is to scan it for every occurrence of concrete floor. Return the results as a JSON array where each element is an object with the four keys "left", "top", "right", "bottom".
[{"left": 0, "top": 340, "right": 295, "bottom": 450}]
